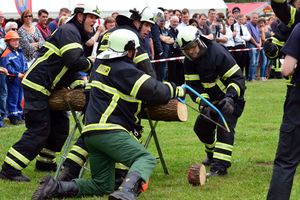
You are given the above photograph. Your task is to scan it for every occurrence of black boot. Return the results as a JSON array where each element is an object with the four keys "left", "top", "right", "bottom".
[
  {"left": 0, "top": 168, "right": 30, "bottom": 182},
  {"left": 109, "top": 172, "right": 142, "bottom": 200},
  {"left": 202, "top": 156, "right": 213, "bottom": 166},
  {"left": 32, "top": 175, "right": 79, "bottom": 200},
  {"left": 114, "top": 169, "right": 128, "bottom": 191},
  {"left": 35, "top": 161, "right": 57, "bottom": 172}
]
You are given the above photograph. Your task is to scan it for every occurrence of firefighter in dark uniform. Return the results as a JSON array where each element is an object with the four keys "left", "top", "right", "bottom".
[
  {"left": 176, "top": 26, "right": 246, "bottom": 177},
  {"left": 0, "top": 3, "right": 100, "bottom": 182},
  {"left": 58, "top": 7, "right": 156, "bottom": 185},
  {"left": 264, "top": 0, "right": 300, "bottom": 78},
  {"left": 267, "top": 23, "right": 300, "bottom": 200},
  {"left": 32, "top": 28, "right": 185, "bottom": 200}
]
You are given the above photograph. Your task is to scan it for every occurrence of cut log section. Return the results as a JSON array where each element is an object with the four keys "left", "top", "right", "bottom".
[
  {"left": 141, "top": 99, "right": 188, "bottom": 122},
  {"left": 49, "top": 89, "right": 188, "bottom": 122},
  {"left": 187, "top": 163, "right": 206, "bottom": 186}
]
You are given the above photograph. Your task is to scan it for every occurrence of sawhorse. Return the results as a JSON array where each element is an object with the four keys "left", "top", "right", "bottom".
[{"left": 54, "top": 106, "right": 170, "bottom": 179}]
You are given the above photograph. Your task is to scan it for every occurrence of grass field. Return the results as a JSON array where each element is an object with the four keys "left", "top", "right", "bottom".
[{"left": 0, "top": 79, "right": 300, "bottom": 200}]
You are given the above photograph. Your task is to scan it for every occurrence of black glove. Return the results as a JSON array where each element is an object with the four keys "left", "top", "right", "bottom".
[
  {"left": 199, "top": 101, "right": 216, "bottom": 120},
  {"left": 218, "top": 97, "right": 234, "bottom": 115},
  {"left": 263, "top": 39, "right": 280, "bottom": 60}
]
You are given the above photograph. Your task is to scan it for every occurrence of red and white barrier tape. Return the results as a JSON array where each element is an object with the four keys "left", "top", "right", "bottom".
[{"left": 150, "top": 47, "right": 262, "bottom": 63}]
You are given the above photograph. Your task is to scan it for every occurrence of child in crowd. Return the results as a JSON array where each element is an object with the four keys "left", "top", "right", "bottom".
[{"left": 1, "top": 31, "right": 28, "bottom": 125}]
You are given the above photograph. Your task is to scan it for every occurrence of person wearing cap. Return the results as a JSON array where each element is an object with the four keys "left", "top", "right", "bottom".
[
  {"left": 1, "top": 31, "right": 28, "bottom": 125},
  {"left": 232, "top": 6, "right": 241, "bottom": 21},
  {"left": 56, "top": 7, "right": 157, "bottom": 185},
  {"left": 32, "top": 28, "right": 185, "bottom": 200},
  {"left": 0, "top": 3, "right": 100, "bottom": 182}
]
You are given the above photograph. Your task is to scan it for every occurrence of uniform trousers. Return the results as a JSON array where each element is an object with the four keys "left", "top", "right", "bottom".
[
  {"left": 267, "top": 86, "right": 300, "bottom": 200},
  {"left": 75, "top": 130, "right": 156, "bottom": 196}
]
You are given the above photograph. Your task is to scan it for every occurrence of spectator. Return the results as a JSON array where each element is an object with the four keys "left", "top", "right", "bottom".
[
  {"left": 233, "top": 14, "right": 251, "bottom": 76},
  {"left": 111, "top": 12, "right": 119, "bottom": 19},
  {"left": 36, "top": 9, "right": 51, "bottom": 40},
  {"left": 1, "top": 31, "right": 28, "bottom": 125},
  {"left": 0, "top": 11, "right": 5, "bottom": 38},
  {"left": 246, "top": 13, "right": 261, "bottom": 81},
  {"left": 18, "top": 9, "right": 45, "bottom": 66},
  {"left": 48, "top": 8, "right": 70, "bottom": 33},
  {"left": 177, "top": 8, "right": 189, "bottom": 31},
  {"left": 168, "top": 15, "right": 184, "bottom": 86},
  {"left": 198, "top": 13, "right": 213, "bottom": 39},
  {"left": 232, "top": 6, "right": 241, "bottom": 21}
]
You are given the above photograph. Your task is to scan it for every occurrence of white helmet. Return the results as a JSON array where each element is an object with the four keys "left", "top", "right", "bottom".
[
  {"left": 176, "top": 26, "right": 207, "bottom": 60},
  {"left": 98, "top": 29, "right": 140, "bottom": 59},
  {"left": 67, "top": 2, "right": 100, "bottom": 23},
  {"left": 140, "top": 7, "right": 155, "bottom": 24},
  {"left": 152, "top": 8, "right": 164, "bottom": 23}
]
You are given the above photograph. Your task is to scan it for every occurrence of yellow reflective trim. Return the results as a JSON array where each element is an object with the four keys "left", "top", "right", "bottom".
[
  {"left": 185, "top": 74, "right": 200, "bottom": 81},
  {"left": 202, "top": 82, "right": 216, "bottom": 88},
  {"left": 71, "top": 145, "right": 88, "bottom": 157},
  {"left": 70, "top": 80, "right": 85, "bottom": 89},
  {"left": 23, "top": 49, "right": 54, "bottom": 80},
  {"left": 215, "top": 142, "right": 233, "bottom": 152},
  {"left": 40, "top": 148, "right": 56, "bottom": 157},
  {"left": 163, "top": 82, "right": 174, "bottom": 98},
  {"left": 196, "top": 93, "right": 210, "bottom": 104},
  {"left": 51, "top": 66, "right": 68, "bottom": 90},
  {"left": 288, "top": 7, "right": 296, "bottom": 28},
  {"left": 204, "top": 140, "right": 216, "bottom": 149},
  {"left": 9, "top": 147, "right": 30, "bottom": 165},
  {"left": 130, "top": 74, "right": 151, "bottom": 98},
  {"left": 100, "top": 95, "right": 119, "bottom": 123},
  {"left": 216, "top": 78, "right": 226, "bottom": 93},
  {"left": 222, "top": 64, "right": 240, "bottom": 81},
  {"left": 66, "top": 153, "right": 84, "bottom": 166},
  {"left": 227, "top": 83, "right": 241, "bottom": 97},
  {"left": 22, "top": 79, "right": 51, "bottom": 96},
  {"left": 91, "top": 81, "right": 141, "bottom": 103},
  {"left": 96, "top": 64, "right": 111, "bottom": 76},
  {"left": 4, "top": 157, "right": 23, "bottom": 170},
  {"left": 213, "top": 152, "right": 232, "bottom": 162},
  {"left": 85, "top": 82, "right": 92, "bottom": 90},
  {"left": 44, "top": 42, "right": 61, "bottom": 56},
  {"left": 99, "top": 44, "right": 109, "bottom": 51},
  {"left": 60, "top": 43, "right": 82, "bottom": 55},
  {"left": 133, "top": 53, "right": 149, "bottom": 64},
  {"left": 82, "top": 59, "right": 92, "bottom": 73},
  {"left": 36, "top": 155, "right": 55, "bottom": 163},
  {"left": 82, "top": 123, "right": 129, "bottom": 134},
  {"left": 271, "top": 37, "right": 284, "bottom": 47},
  {"left": 115, "top": 163, "right": 129, "bottom": 170}
]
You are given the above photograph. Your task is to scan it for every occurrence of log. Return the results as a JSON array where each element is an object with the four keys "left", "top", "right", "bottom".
[
  {"left": 49, "top": 89, "right": 188, "bottom": 122},
  {"left": 141, "top": 99, "right": 188, "bottom": 122},
  {"left": 187, "top": 163, "right": 206, "bottom": 186}
]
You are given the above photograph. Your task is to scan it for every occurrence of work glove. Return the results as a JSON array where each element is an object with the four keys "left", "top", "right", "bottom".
[
  {"left": 175, "top": 86, "right": 185, "bottom": 98},
  {"left": 263, "top": 39, "right": 280, "bottom": 60},
  {"left": 199, "top": 101, "right": 216, "bottom": 120},
  {"left": 218, "top": 97, "right": 235, "bottom": 115}
]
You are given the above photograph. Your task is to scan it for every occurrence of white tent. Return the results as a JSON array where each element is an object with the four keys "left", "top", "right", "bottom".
[{"left": 2, "top": 0, "right": 227, "bottom": 19}]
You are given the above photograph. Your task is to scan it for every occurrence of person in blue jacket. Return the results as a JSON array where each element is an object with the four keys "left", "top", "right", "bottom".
[{"left": 1, "top": 31, "right": 28, "bottom": 125}]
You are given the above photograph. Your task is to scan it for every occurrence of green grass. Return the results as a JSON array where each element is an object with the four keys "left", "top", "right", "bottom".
[{"left": 1, "top": 79, "right": 300, "bottom": 200}]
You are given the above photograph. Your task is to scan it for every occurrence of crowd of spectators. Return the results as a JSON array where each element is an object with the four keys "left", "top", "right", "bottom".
[{"left": 0, "top": 5, "right": 286, "bottom": 127}]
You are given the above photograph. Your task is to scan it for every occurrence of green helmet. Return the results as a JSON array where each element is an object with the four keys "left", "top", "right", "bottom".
[
  {"left": 67, "top": 3, "right": 100, "bottom": 23},
  {"left": 98, "top": 29, "right": 140, "bottom": 59}
]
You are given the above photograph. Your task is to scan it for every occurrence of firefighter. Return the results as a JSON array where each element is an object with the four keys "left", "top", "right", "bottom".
[
  {"left": 176, "top": 26, "right": 246, "bottom": 177},
  {"left": 0, "top": 3, "right": 100, "bottom": 182},
  {"left": 267, "top": 23, "right": 300, "bottom": 200},
  {"left": 58, "top": 7, "right": 156, "bottom": 185},
  {"left": 32, "top": 28, "right": 185, "bottom": 200},
  {"left": 271, "top": 0, "right": 300, "bottom": 28}
]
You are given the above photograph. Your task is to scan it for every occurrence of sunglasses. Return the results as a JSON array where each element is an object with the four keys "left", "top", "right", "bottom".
[
  {"left": 11, "top": 28, "right": 18, "bottom": 31},
  {"left": 24, "top": 15, "right": 33, "bottom": 18}
]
